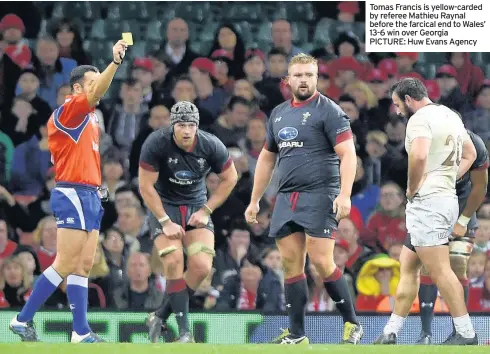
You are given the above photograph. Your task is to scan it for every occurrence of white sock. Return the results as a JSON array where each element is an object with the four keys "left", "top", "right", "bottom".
[
  {"left": 453, "top": 314, "right": 475, "bottom": 339},
  {"left": 383, "top": 313, "right": 406, "bottom": 335}
]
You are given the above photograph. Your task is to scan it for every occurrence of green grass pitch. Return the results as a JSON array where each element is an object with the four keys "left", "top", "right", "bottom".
[{"left": 0, "top": 343, "right": 489, "bottom": 354}]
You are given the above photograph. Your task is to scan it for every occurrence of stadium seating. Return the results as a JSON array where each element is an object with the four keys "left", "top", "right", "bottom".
[{"left": 51, "top": 1, "right": 100, "bottom": 20}]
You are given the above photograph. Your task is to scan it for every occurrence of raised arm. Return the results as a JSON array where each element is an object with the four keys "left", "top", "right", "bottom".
[{"left": 86, "top": 40, "right": 128, "bottom": 107}]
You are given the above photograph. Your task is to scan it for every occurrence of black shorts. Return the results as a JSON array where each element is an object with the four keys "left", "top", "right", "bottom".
[
  {"left": 403, "top": 228, "right": 476, "bottom": 253},
  {"left": 269, "top": 191, "right": 338, "bottom": 239},
  {"left": 148, "top": 203, "right": 214, "bottom": 239}
]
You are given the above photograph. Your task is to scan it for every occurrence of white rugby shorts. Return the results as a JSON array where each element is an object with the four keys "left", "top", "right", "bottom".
[{"left": 406, "top": 195, "right": 458, "bottom": 247}]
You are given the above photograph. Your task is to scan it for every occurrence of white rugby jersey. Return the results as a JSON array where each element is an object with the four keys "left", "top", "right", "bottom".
[{"left": 405, "top": 104, "right": 470, "bottom": 197}]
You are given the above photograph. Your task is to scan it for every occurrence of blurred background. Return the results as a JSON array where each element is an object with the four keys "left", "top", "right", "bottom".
[{"left": 0, "top": 1, "right": 489, "bottom": 332}]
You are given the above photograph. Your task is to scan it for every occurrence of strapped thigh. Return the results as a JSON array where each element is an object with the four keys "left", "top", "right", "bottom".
[
  {"left": 158, "top": 245, "right": 182, "bottom": 257},
  {"left": 449, "top": 236, "right": 473, "bottom": 280},
  {"left": 186, "top": 242, "right": 216, "bottom": 257}
]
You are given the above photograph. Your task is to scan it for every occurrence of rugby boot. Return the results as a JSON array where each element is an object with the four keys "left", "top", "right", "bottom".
[
  {"left": 71, "top": 331, "right": 106, "bottom": 343},
  {"left": 174, "top": 332, "right": 195, "bottom": 343},
  {"left": 146, "top": 312, "right": 172, "bottom": 343},
  {"left": 270, "top": 328, "right": 310, "bottom": 345},
  {"left": 440, "top": 330, "right": 456, "bottom": 344},
  {"left": 374, "top": 332, "right": 397, "bottom": 344},
  {"left": 9, "top": 316, "right": 40, "bottom": 342},
  {"left": 341, "top": 322, "right": 363, "bottom": 344},
  {"left": 416, "top": 331, "right": 432, "bottom": 344},
  {"left": 441, "top": 332, "right": 478, "bottom": 345}
]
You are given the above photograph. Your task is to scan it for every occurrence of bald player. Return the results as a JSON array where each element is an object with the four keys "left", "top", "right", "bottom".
[
  {"left": 414, "top": 129, "right": 488, "bottom": 344},
  {"left": 375, "top": 78, "right": 478, "bottom": 345}
]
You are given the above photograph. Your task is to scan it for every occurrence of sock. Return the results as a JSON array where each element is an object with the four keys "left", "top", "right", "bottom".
[
  {"left": 453, "top": 314, "right": 475, "bottom": 339},
  {"left": 155, "top": 285, "right": 196, "bottom": 322},
  {"left": 463, "top": 284, "right": 469, "bottom": 305},
  {"left": 66, "top": 275, "right": 91, "bottom": 336},
  {"left": 418, "top": 283, "right": 438, "bottom": 335},
  {"left": 383, "top": 313, "right": 406, "bottom": 335},
  {"left": 187, "top": 285, "right": 196, "bottom": 297},
  {"left": 155, "top": 285, "right": 196, "bottom": 321},
  {"left": 323, "top": 268, "right": 358, "bottom": 325},
  {"left": 452, "top": 283, "right": 470, "bottom": 334},
  {"left": 18, "top": 266, "right": 63, "bottom": 322},
  {"left": 284, "top": 274, "right": 308, "bottom": 337},
  {"left": 155, "top": 296, "right": 172, "bottom": 321},
  {"left": 167, "top": 279, "right": 190, "bottom": 335}
]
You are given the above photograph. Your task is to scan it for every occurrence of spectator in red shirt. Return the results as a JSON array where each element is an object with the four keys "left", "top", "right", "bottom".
[
  {"left": 336, "top": 218, "right": 376, "bottom": 276},
  {"left": 378, "top": 58, "right": 398, "bottom": 89},
  {"left": 0, "top": 14, "right": 32, "bottom": 69},
  {"left": 447, "top": 52, "right": 485, "bottom": 97},
  {"left": 0, "top": 218, "right": 17, "bottom": 263},
  {"left": 364, "top": 182, "right": 407, "bottom": 251},
  {"left": 337, "top": 1, "right": 360, "bottom": 23},
  {"left": 307, "top": 261, "right": 334, "bottom": 312},
  {"left": 33, "top": 216, "right": 57, "bottom": 271},
  {"left": 394, "top": 53, "right": 424, "bottom": 81},
  {"left": 327, "top": 57, "right": 363, "bottom": 101},
  {"left": 468, "top": 260, "right": 490, "bottom": 312},
  {"left": 387, "top": 242, "right": 403, "bottom": 262}
]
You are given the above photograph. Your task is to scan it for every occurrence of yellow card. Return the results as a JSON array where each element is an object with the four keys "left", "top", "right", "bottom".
[{"left": 122, "top": 32, "right": 133, "bottom": 46}]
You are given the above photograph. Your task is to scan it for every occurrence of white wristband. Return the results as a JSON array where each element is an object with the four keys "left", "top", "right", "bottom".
[
  {"left": 457, "top": 215, "right": 470, "bottom": 227},
  {"left": 158, "top": 215, "right": 170, "bottom": 225}
]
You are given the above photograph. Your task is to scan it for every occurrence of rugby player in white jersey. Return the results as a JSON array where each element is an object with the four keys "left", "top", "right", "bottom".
[{"left": 375, "top": 78, "right": 478, "bottom": 345}]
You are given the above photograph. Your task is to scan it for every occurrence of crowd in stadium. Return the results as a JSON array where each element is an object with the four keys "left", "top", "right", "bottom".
[{"left": 0, "top": 1, "right": 489, "bottom": 315}]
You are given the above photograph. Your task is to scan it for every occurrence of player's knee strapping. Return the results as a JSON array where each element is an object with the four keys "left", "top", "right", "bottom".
[
  {"left": 186, "top": 242, "right": 215, "bottom": 257},
  {"left": 449, "top": 236, "right": 473, "bottom": 281},
  {"left": 158, "top": 246, "right": 180, "bottom": 257}
]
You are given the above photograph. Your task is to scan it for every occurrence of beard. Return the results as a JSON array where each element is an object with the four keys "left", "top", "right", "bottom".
[
  {"left": 402, "top": 102, "right": 415, "bottom": 119},
  {"left": 293, "top": 86, "right": 316, "bottom": 101}
]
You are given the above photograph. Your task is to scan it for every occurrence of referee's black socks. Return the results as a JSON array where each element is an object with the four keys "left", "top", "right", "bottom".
[
  {"left": 284, "top": 274, "right": 308, "bottom": 337},
  {"left": 323, "top": 267, "right": 359, "bottom": 325},
  {"left": 166, "top": 279, "right": 190, "bottom": 334}
]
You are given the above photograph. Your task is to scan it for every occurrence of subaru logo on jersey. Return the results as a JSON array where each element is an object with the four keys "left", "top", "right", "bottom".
[
  {"left": 170, "top": 170, "right": 199, "bottom": 185},
  {"left": 175, "top": 170, "right": 196, "bottom": 181},
  {"left": 278, "top": 127, "right": 299, "bottom": 141},
  {"left": 278, "top": 126, "right": 303, "bottom": 148}
]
